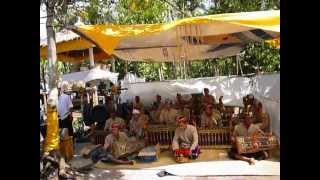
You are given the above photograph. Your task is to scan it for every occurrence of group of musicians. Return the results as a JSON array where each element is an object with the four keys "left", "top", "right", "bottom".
[{"left": 95, "top": 88, "right": 272, "bottom": 165}]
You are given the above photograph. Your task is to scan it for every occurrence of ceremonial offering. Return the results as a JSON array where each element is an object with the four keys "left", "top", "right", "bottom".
[{"left": 175, "top": 154, "right": 189, "bottom": 163}]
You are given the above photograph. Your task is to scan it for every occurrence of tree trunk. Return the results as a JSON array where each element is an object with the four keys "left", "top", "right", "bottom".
[{"left": 46, "top": 3, "right": 58, "bottom": 90}]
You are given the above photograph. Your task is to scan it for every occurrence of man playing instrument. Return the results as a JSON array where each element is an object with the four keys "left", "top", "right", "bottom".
[
  {"left": 228, "top": 114, "right": 269, "bottom": 165},
  {"left": 172, "top": 116, "right": 200, "bottom": 160},
  {"left": 200, "top": 105, "right": 222, "bottom": 128},
  {"left": 253, "top": 102, "right": 271, "bottom": 133},
  {"left": 159, "top": 99, "right": 178, "bottom": 125},
  {"left": 133, "top": 96, "right": 144, "bottom": 111},
  {"left": 91, "top": 123, "right": 134, "bottom": 165},
  {"left": 201, "top": 88, "right": 216, "bottom": 110},
  {"left": 104, "top": 111, "right": 126, "bottom": 133},
  {"left": 129, "top": 109, "right": 148, "bottom": 139}
]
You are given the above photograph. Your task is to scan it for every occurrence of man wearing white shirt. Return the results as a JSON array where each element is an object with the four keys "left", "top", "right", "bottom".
[{"left": 58, "top": 83, "right": 74, "bottom": 137}]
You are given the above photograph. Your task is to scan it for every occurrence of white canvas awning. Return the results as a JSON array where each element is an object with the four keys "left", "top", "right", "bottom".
[{"left": 61, "top": 67, "right": 119, "bottom": 85}]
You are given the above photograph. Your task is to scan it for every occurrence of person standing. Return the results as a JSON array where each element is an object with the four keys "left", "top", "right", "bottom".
[{"left": 58, "top": 83, "right": 74, "bottom": 138}]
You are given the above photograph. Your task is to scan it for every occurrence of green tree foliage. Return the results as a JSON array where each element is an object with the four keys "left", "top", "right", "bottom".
[
  {"left": 41, "top": 0, "right": 280, "bottom": 82},
  {"left": 208, "top": 0, "right": 280, "bottom": 14},
  {"left": 115, "top": 0, "right": 169, "bottom": 24}
]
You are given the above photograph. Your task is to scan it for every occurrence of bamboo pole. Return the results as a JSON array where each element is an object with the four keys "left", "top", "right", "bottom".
[{"left": 89, "top": 47, "right": 95, "bottom": 69}]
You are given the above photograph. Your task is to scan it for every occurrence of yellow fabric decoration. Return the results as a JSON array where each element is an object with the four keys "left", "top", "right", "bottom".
[{"left": 44, "top": 106, "right": 60, "bottom": 152}]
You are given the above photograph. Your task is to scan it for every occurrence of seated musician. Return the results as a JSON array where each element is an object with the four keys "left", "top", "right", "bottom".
[
  {"left": 175, "top": 93, "right": 189, "bottom": 108},
  {"left": 177, "top": 104, "right": 190, "bottom": 122},
  {"left": 172, "top": 116, "right": 200, "bottom": 159},
  {"left": 91, "top": 123, "right": 134, "bottom": 165},
  {"left": 201, "top": 88, "right": 216, "bottom": 109},
  {"left": 129, "top": 109, "right": 148, "bottom": 139},
  {"left": 240, "top": 96, "right": 253, "bottom": 119},
  {"left": 150, "top": 95, "right": 165, "bottom": 123},
  {"left": 133, "top": 96, "right": 144, "bottom": 110},
  {"left": 159, "top": 99, "right": 178, "bottom": 125},
  {"left": 253, "top": 102, "right": 271, "bottom": 133},
  {"left": 228, "top": 113, "right": 269, "bottom": 165},
  {"left": 200, "top": 105, "right": 222, "bottom": 128},
  {"left": 154, "top": 94, "right": 165, "bottom": 110},
  {"left": 104, "top": 111, "right": 126, "bottom": 133},
  {"left": 217, "top": 96, "right": 226, "bottom": 113}
]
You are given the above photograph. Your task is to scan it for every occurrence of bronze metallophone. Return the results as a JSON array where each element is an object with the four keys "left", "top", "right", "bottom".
[
  {"left": 92, "top": 127, "right": 232, "bottom": 149},
  {"left": 146, "top": 125, "right": 232, "bottom": 149},
  {"left": 236, "top": 135, "right": 278, "bottom": 154}
]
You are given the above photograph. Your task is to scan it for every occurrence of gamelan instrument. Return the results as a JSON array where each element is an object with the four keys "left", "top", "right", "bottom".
[{"left": 235, "top": 135, "right": 278, "bottom": 154}]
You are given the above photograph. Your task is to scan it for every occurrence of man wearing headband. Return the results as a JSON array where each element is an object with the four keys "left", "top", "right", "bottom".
[
  {"left": 172, "top": 116, "right": 200, "bottom": 160},
  {"left": 200, "top": 104, "right": 221, "bottom": 128},
  {"left": 94, "top": 123, "right": 134, "bottom": 165},
  {"left": 104, "top": 110, "right": 126, "bottom": 133},
  {"left": 201, "top": 88, "right": 216, "bottom": 110},
  {"left": 228, "top": 113, "right": 268, "bottom": 165},
  {"left": 129, "top": 109, "right": 148, "bottom": 139},
  {"left": 159, "top": 99, "right": 178, "bottom": 125}
]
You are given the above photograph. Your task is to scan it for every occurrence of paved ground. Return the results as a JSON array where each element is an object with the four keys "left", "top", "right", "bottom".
[{"left": 71, "top": 142, "right": 280, "bottom": 180}]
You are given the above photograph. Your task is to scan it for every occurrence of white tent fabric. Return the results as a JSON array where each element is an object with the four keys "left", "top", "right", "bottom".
[
  {"left": 61, "top": 67, "right": 119, "bottom": 85},
  {"left": 119, "top": 73, "right": 280, "bottom": 140},
  {"left": 251, "top": 73, "right": 280, "bottom": 140},
  {"left": 120, "top": 73, "right": 146, "bottom": 87},
  {"left": 120, "top": 76, "right": 252, "bottom": 106}
]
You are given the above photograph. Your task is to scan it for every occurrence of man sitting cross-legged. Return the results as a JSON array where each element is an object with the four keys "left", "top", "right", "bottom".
[
  {"left": 200, "top": 104, "right": 221, "bottom": 128},
  {"left": 104, "top": 110, "right": 126, "bottom": 133},
  {"left": 159, "top": 99, "right": 178, "bottom": 126},
  {"left": 172, "top": 116, "right": 200, "bottom": 160},
  {"left": 90, "top": 123, "right": 134, "bottom": 165},
  {"left": 228, "top": 114, "right": 269, "bottom": 165}
]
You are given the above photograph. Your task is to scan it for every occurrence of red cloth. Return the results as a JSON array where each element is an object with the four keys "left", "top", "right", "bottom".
[
  {"left": 174, "top": 148, "right": 190, "bottom": 156},
  {"left": 176, "top": 116, "right": 187, "bottom": 123},
  {"left": 111, "top": 123, "right": 120, "bottom": 129}
]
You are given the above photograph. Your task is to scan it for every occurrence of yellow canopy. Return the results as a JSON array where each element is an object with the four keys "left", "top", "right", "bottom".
[
  {"left": 41, "top": 10, "right": 279, "bottom": 62},
  {"left": 69, "top": 10, "right": 279, "bottom": 62}
]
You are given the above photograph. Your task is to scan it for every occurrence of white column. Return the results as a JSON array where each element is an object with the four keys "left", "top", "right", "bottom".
[{"left": 89, "top": 47, "right": 94, "bottom": 68}]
